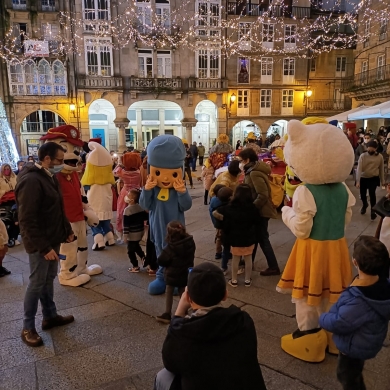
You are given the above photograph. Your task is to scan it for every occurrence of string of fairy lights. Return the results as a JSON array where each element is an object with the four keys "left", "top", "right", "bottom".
[{"left": 1, "top": 0, "right": 389, "bottom": 65}]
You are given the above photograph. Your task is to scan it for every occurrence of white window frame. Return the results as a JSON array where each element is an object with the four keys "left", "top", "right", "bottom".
[
  {"left": 196, "top": 49, "right": 220, "bottom": 79},
  {"left": 336, "top": 56, "right": 346, "bottom": 77},
  {"left": 260, "top": 89, "right": 272, "bottom": 115},
  {"left": 138, "top": 50, "right": 154, "bottom": 78},
  {"left": 8, "top": 59, "right": 67, "bottom": 96},
  {"left": 310, "top": 58, "right": 316, "bottom": 72},
  {"left": 84, "top": 38, "right": 113, "bottom": 77},
  {"left": 156, "top": 3, "right": 170, "bottom": 30},
  {"left": 157, "top": 50, "right": 172, "bottom": 78},
  {"left": 377, "top": 55, "right": 385, "bottom": 80},
  {"left": 237, "top": 89, "right": 249, "bottom": 116},
  {"left": 238, "top": 22, "right": 251, "bottom": 51},
  {"left": 83, "top": 0, "right": 110, "bottom": 31},
  {"left": 283, "top": 58, "right": 295, "bottom": 83},
  {"left": 196, "top": 1, "right": 221, "bottom": 37},
  {"left": 333, "top": 89, "right": 344, "bottom": 110},
  {"left": 41, "top": 0, "right": 55, "bottom": 12},
  {"left": 260, "top": 57, "right": 273, "bottom": 84},
  {"left": 12, "top": 0, "right": 26, "bottom": 10},
  {"left": 42, "top": 23, "right": 59, "bottom": 52},
  {"left": 281, "top": 89, "right": 293, "bottom": 115},
  {"left": 284, "top": 24, "right": 296, "bottom": 48},
  {"left": 262, "top": 23, "right": 274, "bottom": 49},
  {"left": 379, "top": 19, "right": 387, "bottom": 40},
  {"left": 137, "top": 1, "right": 152, "bottom": 34},
  {"left": 237, "top": 57, "right": 249, "bottom": 84},
  {"left": 363, "top": 20, "right": 370, "bottom": 47},
  {"left": 361, "top": 60, "right": 368, "bottom": 85}
]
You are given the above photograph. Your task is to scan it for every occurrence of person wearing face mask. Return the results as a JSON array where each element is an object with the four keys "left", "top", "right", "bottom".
[
  {"left": 356, "top": 140, "right": 385, "bottom": 220},
  {"left": 355, "top": 133, "right": 371, "bottom": 162},
  {"left": 15, "top": 142, "right": 75, "bottom": 347},
  {"left": 208, "top": 160, "right": 241, "bottom": 198}
]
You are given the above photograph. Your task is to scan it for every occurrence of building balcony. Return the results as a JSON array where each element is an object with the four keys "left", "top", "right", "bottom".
[
  {"left": 307, "top": 99, "right": 352, "bottom": 112},
  {"left": 341, "top": 65, "right": 390, "bottom": 101},
  {"left": 292, "top": 6, "right": 311, "bottom": 18},
  {"left": 189, "top": 78, "right": 228, "bottom": 91},
  {"left": 77, "top": 76, "right": 123, "bottom": 90},
  {"left": 130, "top": 77, "right": 182, "bottom": 91}
]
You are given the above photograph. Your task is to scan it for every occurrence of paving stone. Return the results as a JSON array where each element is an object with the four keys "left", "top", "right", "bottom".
[
  {"left": 130, "top": 367, "right": 161, "bottom": 390},
  {"left": 81, "top": 274, "right": 115, "bottom": 289},
  {"left": 0, "top": 363, "right": 37, "bottom": 390},
  {"left": 261, "top": 366, "right": 318, "bottom": 390},
  {"left": 0, "top": 300, "right": 24, "bottom": 323},
  {"left": 51, "top": 310, "right": 161, "bottom": 355},
  {"left": 243, "top": 304, "right": 297, "bottom": 338},
  {"left": 0, "top": 330, "right": 55, "bottom": 370},
  {"left": 36, "top": 329, "right": 166, "bottom": 390},
  {"left": 0, "top": 285, "right": 25, "bottom": 304},
  {"left": 0, "top": 260, "right": 30, "bottom": 275},
  {"left": 0, "top": 273, "right": 23, "bottom": 290},
  {"left": 92, "top": 280, "right": 167, "bottom": 317}
]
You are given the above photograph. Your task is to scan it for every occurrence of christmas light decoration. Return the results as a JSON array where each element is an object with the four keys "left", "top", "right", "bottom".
[
  {"left": 0, "top": 99, "right": 20, "bottom": 170},
  {"left": 0, "top": 0, "right": 388, "bottom": 64}
]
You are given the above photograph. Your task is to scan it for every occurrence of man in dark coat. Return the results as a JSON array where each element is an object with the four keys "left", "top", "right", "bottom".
[
  {"left": 16, "top": 142, "right": 75, "bottom": 347},
  {"left": 154, "top": 262, "right": 267, "bottom": 390}
]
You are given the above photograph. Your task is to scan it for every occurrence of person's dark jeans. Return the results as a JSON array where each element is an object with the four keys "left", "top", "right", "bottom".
[
  {"left": 144, "top": 229, "right": 158, "bottom": 271},
  {"left": 185, "top": 167, "right": 193, "bottom": 186},
  {"left": 204, "top": 189, "right": 209, "bottom": 205},
  {"left": 199, "top": 156, "right": 204, "bottom": 166},
  {"left": 191, "top": 157, "right": 197, "bottom": 171},
  {"left": 360, "top": 176, "right": 379, "bottom": 209},
  {"left": 252, "top": 217, "right": 279, "bottom": 270},
  {"left": 23, "top": 246, "right": 60, "bottom": 330},
  {"left": 221, "top": 244, "right": 231, "bottom": 270},
  {"left": 127, "top": 240, "right": 145, "bottom": 267},
  {"left": 337, "top": 354, "right": 366, "bottom": 390}
]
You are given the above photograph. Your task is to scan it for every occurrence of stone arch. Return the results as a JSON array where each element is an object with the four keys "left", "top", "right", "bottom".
[
  {"left": 193, "top": 99, "right": 218, "bottom": 151},
  {"left": 229, "top": 120, "right": 261, "bottom": 149}
]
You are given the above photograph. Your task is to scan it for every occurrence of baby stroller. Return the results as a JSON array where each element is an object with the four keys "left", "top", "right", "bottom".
[{"left": 0, "top": 203, "right": 18, "bottom": 248}]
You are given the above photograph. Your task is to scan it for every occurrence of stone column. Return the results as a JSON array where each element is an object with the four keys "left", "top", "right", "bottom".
[
  {"left": 159, "top": 108, "right": 165, "bottom": 135},
  {"left": 114, "top": 118, "right": 129, "bottom": 153},
  {"left": 136, "top": 109, "right": 143, "bottom": 149}
]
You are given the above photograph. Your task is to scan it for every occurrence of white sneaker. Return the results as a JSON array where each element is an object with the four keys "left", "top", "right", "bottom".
[
  {"left": 14, "top": 240, "right": 21, "bottom": 246},
  {"left": 116, "top": 238, "right": 124, "bottom": 244}
]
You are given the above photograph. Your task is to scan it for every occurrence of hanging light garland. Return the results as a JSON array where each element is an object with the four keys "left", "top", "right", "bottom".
[{"left": 0, "top": 0, "right": 388, "bottom": 64}]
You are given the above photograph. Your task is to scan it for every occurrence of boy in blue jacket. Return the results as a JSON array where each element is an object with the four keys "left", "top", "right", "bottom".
[{"left": 320, "top": 235, "right": 390, "bottom": 390}]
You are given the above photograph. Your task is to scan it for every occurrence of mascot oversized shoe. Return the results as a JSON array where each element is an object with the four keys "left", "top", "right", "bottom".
[
  {"left": 281, "top": 328, "right": 327, "bottom": 363},
  {"left": 148, "top": 266, "right": 166, "bottom": 295}
]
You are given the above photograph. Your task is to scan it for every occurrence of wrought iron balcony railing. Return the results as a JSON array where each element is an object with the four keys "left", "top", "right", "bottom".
[
  {"left": 308, "top": 99, "right": 351, "bottom": 111},
  {"left": 130, "top": 77, "right": 182, "bottom": 91},
  {"left": 189, "top": 78, "right": 228, "bottom": 90},
  {"left": 77, "top": 76, "right": 123, "bottom": 89},
  {"left": 341, "top": 65, "right": 390, "bottom": 92}
]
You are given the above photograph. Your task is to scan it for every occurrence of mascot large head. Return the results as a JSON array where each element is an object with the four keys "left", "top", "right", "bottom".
[
  {"left": 284, "top": 120, "right": 354, "bottom": 185},
  {"left": 147, "top": 134, "right": 186, "bottom": 190},
  {"left": 81, "top": 141, "right": 115, "bottom": 186},
  {"left": 40, "top": 125, "right": 84, "bottom": 172}
]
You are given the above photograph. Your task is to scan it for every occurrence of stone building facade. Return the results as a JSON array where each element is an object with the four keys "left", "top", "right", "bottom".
[{"left": 1, "top": 0, "right": 355, "bottom": 156}]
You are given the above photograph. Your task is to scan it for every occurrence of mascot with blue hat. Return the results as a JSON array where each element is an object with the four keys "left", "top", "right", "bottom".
[{"left": 140, "top": 135, "right": 192, "bottom": 295}]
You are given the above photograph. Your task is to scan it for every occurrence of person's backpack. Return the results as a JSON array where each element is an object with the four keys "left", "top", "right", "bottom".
[{"left": 268, "top": 174, "right": 284, "bottom": 208}]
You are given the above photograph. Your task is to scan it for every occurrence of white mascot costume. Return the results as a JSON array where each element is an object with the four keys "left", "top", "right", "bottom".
[
  {"left": 276, "top": 119, "right": 356, "bottom": 363},
  {"left": 81, "top": 141, "right": 116, "bottom": 250},
  {"left": 40, "top": 125, "right": 102, "bottom": 287}
]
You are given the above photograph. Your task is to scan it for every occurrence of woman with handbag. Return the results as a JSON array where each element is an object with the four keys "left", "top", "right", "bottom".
[{"left": 356, "top": 141, "right": 385, "bottom": 221}]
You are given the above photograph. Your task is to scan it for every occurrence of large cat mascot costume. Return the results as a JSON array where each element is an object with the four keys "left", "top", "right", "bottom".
[
  {"left": 140, "top": 135, "right": 192, "bottom": 295},
  {"left": 40, "top": 125, "right": 101, "bottom": 286},
  {"left": 276, "top": 119, "right": 356, "bottom": 363}
]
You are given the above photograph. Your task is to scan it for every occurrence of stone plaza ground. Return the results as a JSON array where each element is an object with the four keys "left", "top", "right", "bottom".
[{"left": 1, "top": 177, "right": 390, "bottom": 390}]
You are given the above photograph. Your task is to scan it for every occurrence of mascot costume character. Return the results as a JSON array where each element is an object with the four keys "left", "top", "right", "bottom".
[
  {"left": 140, "top": 135, "right": 192, "bottom": 295},
  {"left": 208, "top": 134, "right": 233, "bottom": 170},
  {"left": 40, "top": 125, "right": 101, "bottom": 286},
  {"left": 114, "top": 152, "right": 141, "bottom": 242},
  {"left": 276, "top": 119, "right": 356, "bottom": 363},
  {"left": 81, "top": 141, "right": 116, "bottom": 251}
]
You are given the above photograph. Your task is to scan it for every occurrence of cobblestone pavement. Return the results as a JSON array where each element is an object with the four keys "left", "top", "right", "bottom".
[{"left": 1, "top": 177, "right": 389, "bottom": 390}]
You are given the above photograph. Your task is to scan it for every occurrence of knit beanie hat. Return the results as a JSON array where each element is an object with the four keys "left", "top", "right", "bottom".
[
  {"left": 147, "top": 135, "right": 186, "bottom": 169},
  {"left": 187, "top": 262, "right": 226, "bottom": 307}
]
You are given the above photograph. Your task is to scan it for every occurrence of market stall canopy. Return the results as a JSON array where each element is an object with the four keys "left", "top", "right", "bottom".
[
  {"left": 326, "top": 106, "right": 369, "bottom": 122},
  {"left": 348, "top": 100, "right": 390, "bottom": 120}
]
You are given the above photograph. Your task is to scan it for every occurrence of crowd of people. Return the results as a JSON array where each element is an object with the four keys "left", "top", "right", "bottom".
[{"left": 1, "top": 123, "right": 390, "bottom": 390}]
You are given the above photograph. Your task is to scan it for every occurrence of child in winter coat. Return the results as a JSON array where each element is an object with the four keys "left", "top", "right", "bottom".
[
  {"left": 156, "top": 221, "right": 196, "bottom": 324},
  {"left": 123, "top": 189, "right": 148, "bottom": 273},
  {"left": 209, "top": 184, "right": 226, "bottom": 261},
  {"left": 0, "top": 219, "right": 10, "bottom": 277},
  {"left": 201, "top": 158, "right": 215, "bottom": 205},
  {"left": 320, "top": 235, "right": 390, "bottom": 390},
  {"left": 213, "top": 184, "right": 259, "bottom": 287}
]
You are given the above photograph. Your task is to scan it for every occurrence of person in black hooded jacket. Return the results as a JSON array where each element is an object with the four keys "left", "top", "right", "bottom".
[
  {"left": 156, "top": 221, "right": 196, "bottom": 324},
  {"left": 154, "top": 262, "right": 267, "bottom": 390}
]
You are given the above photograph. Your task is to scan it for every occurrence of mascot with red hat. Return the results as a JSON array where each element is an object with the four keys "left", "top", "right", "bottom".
[{"left": 40, "top": 125, "right": 102, "bottom": 287}]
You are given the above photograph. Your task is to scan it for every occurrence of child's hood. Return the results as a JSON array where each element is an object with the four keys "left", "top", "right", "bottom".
[
  {"left": 350, "top": 279, "right": 390, "bottom": 320},
  {"left": 168, "top": 235, "right": 195, "bottom": 254}
]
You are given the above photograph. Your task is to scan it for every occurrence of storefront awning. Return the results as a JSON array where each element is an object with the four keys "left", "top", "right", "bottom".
[
  {"left": 326, "top": 106, "right": 369, "bottom": 122},
  {"left": 348, "top": 100, "right": 390, "bottom": 120}
]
